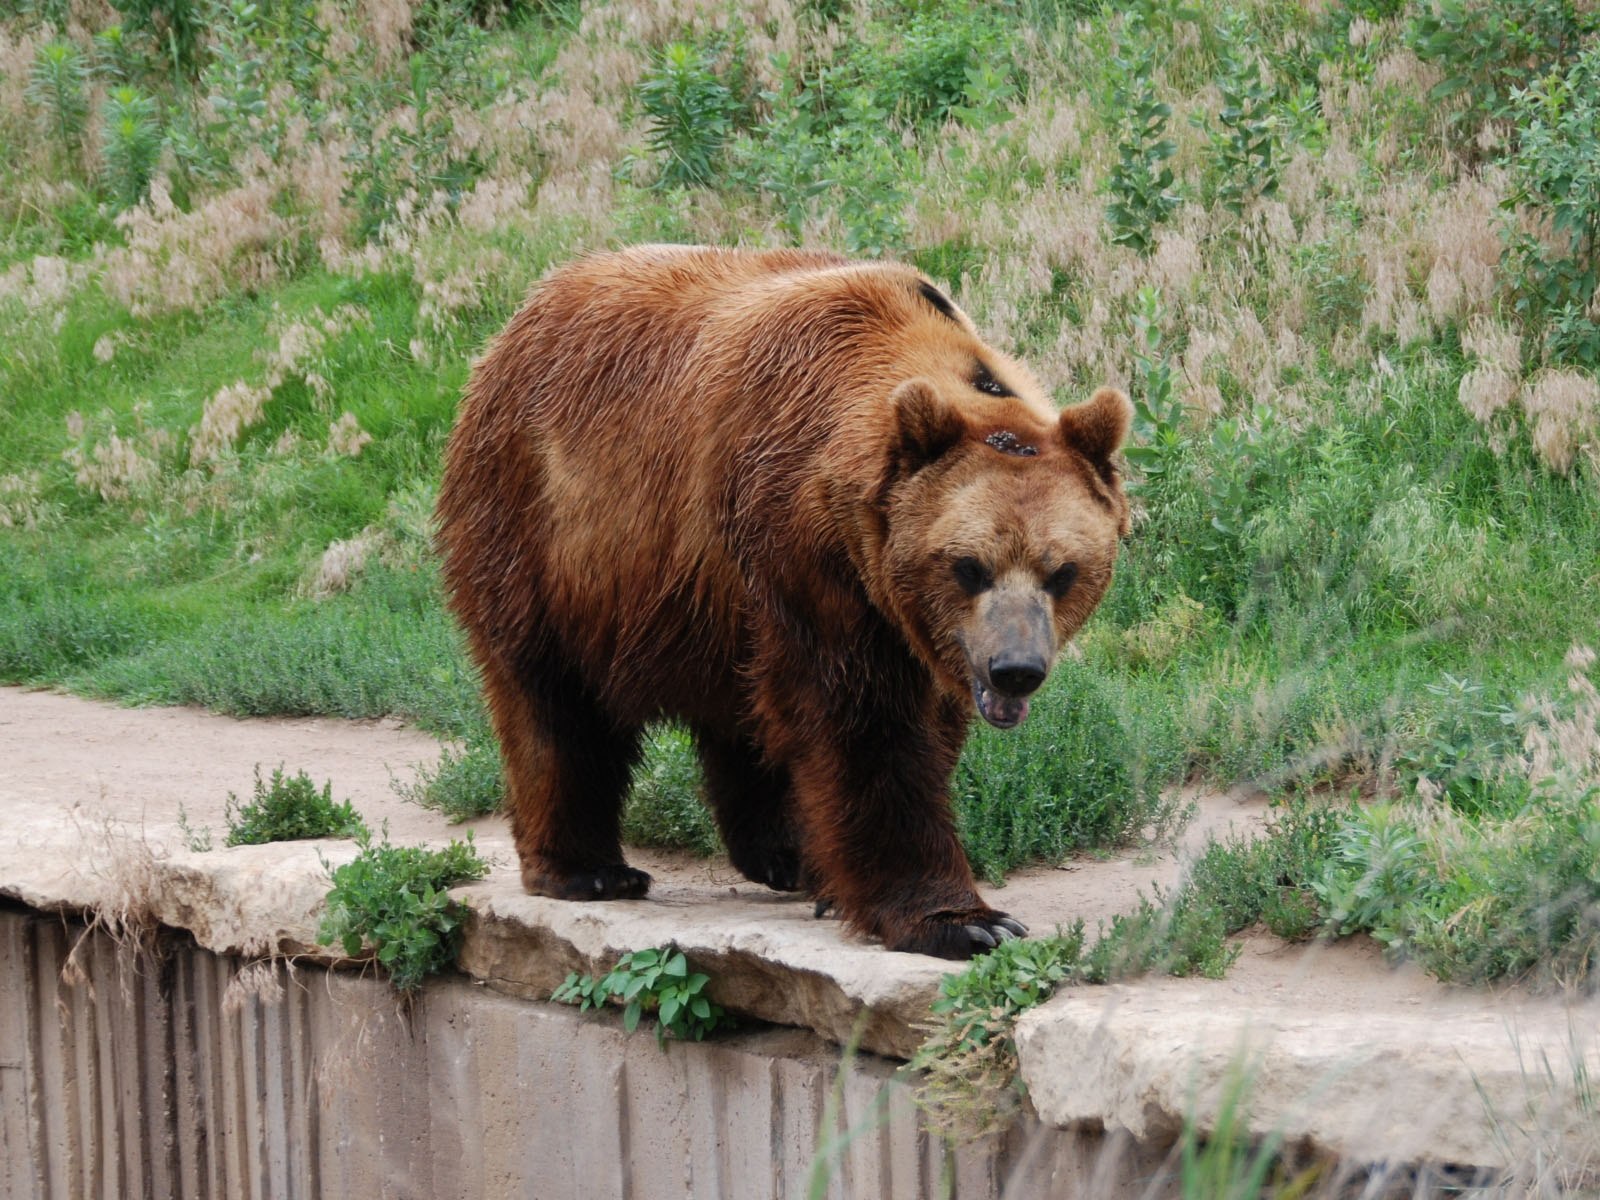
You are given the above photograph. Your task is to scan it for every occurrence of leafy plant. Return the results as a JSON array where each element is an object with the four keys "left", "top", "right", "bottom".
[
  {"left": 110, "top": 0, "right": 206, "bottom": 77},
  {"left": 1202, "top": 14, "right": 1280, "bottom": 215},
  {"left": 1407, "top": 0, "right": 1596, "bottom": 141},
  {"left": 954, "top": 656, "right": 1174, "bottom": 882},
  {"left": 552, "top": 945, "right": 730, "bottom": 1047},
  {"left": 1105, "top": 22, "right": 1180, "bottom": 253},
  {"left": 1314, "top": 804, "right": 1440, "bottom": 950},
  {"left": 26, "top": 40, "right": 90, "bottom": 170},
  {"left": 101, "top": 85, "right": 163, "bottom": 210},
  {"left": 637, "top": 42, "right": 740, "bottom": 189},
  {"left": 913, "top": 926, "right": 1086, "bottom": 1133},
  {"left": 860, "top": 1, "right": 1015, "bottom": 127},
  {"left": 1124, "top": 285, "right": 1185, "bottom": 488},
  {"left": 399, "top": 735, "right": 504, "bottom": 822},
  {"left": 318, "top": 831, "right": 488, "bottom": 992},
  {"left": 1503, "top": 45, "right": 1600, "bottom": 368},
  {"left": 623, "top": 726, "right": 721, "bottom": 856},
  {"left": 176, "top": 803, "right": 213, "bottom": 852},
  {"left": 224, "top": 764, "right": 367, "bottom": 846}
]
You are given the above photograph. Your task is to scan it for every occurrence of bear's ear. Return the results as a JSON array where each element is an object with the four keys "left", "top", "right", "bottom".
[
  {"left": 1058, "top": 386, "right": 1132, "bottom": 471},
  {"left": 892, "top": 379, "right": 965, "bottom": 472}
]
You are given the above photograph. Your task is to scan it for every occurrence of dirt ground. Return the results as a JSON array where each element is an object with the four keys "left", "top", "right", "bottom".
[{"left": 0, "top": 683, "right": 1447, "bottom": 1007}]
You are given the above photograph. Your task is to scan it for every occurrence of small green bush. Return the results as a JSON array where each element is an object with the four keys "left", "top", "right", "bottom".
[
  {"left": 637, "top": 42, "right": 742, "bottom": 188},
  {"left": 26, "top": 40, "right": 90, "bottom": 170},
  {"left": 318, "top": 831, "right": 488, "bottom": 992},
  {"left": 1504, "top": 44, "right": 1600, "bottom": 368},
  {"left": 224, "top": 764, "right": 366, "bottom": 846},
  {"left": 857, "top": 2, "right": 1015, "bottom": 127},
  {"left": 101, "top": 85, "right": 162, "bottom": 210},
  {"left": 400, "top": 736, "right": 503, "bottom": 822},
  {"left": 954, "top": 656, "right": 1173, "bottom": 883},
  {"left": 622, "top": 727, "right": 722, "bottom": 857},
  {"left": 1105, "top": 21, "right": 1179, "bottom": 253},
  {"left": 552, "top": 945, "right": 731, "bottom": 1047},
  {"left": 913, "top": 925, "right": 1086, "bottom": 1133}
]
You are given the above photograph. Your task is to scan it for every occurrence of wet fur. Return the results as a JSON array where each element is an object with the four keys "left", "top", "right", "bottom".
[{"left": 436, "top": 245, "right": 1130, "bottom": 958}]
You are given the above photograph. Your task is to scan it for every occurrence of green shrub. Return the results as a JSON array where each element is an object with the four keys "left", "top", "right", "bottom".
[
  {"left": 110, "top": 0, "right": 207, "bottom": 76},
  {"left": 858, "top": 2, "right": 1015, "bottom": 127},
  {"left": 26, "top": 40, "right": 90, "bottom": 170},
  {"left": 400, "top": 736, "right": 504, "bottom": 822},
  {"left": 1503, "top": 44, "right": 1600, "bottom": 368},
  {"left": 318, "top": 831, "right": 488, "bottom": 992},
  {"left": 622, "top": 727, "right": 722, "bottom": 856},
  {"left": 552, "top": 945, "right": 731, "bottom": 1046},
  {"left": 224, "top": 764, "right": 366, "bottom": 846},
  {"left": 1407, "top": 0, "right": 1595, "bottom": 140},
  {"left": 1105, "top": 21, "right": 1179, "bottom": 253},
  {"left": 101, "top": 85, "right": 162, "bottom": 210},
  {"left": 954, "top": 656, "right": 1173, "bottom": 882},
  {"left": 1202, "top": 14, "right": 1280, "bottom": 215},
  {"left": 637, "top": 42, "right": 741, "bottom": 189},
  {"left": 913, "top": 925, "right": 1086, "bottom": 1133}
]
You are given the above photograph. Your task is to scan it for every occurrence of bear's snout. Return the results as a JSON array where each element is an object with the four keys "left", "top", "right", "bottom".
[
  {"left": 966, "top": 583, "right": 1056, "bottom": 729},
  {"left": 988, "top": 653, "right": 1046, "bottom": 698}
]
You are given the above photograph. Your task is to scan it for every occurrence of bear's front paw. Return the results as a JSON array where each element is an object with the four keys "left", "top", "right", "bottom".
[
  {"left": 522, "top": 860, "right": 652, "bottom": 901},
  {"left": 887, "top": 911, "right": 1027, "bottom": 960}
]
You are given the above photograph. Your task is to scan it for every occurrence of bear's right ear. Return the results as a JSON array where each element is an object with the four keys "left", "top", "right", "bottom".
[
  {"left": 892, "top": 379, "right": 965, "bottom": 473},
  {"left": 1058, "top": 386, "right": 1132, "bottom": 472}
]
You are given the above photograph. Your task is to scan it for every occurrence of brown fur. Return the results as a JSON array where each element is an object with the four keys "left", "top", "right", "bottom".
[{"left": 437, "top": 245, "right": 1131, "bottom": 958}]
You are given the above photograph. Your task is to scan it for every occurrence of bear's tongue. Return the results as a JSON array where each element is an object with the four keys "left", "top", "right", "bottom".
[{"left": 975, "top": 684, "right": 1030, "bottom": 729}]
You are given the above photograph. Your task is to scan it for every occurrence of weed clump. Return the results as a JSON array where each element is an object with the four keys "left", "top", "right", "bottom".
[
  {"left": 318, "top": 830, "right": 488, "bottom": 992},
  {"left": 552, "top": 945, "right": 730, "bottom": 1047},
  {"left": 224, "top": 764, "right": 366, "bottom": 846}
]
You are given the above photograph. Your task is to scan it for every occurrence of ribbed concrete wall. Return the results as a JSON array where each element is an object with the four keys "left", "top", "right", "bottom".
[{"left": 0, "top": 905, "right": 1162, "bottom": 1199}]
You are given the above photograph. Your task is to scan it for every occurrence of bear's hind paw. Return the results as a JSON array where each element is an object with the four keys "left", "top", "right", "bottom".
[{"left": 522, "top": 861, "right": 652, "bottom": 901}]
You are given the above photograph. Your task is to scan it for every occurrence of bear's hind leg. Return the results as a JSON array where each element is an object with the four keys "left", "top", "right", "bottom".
[
  {"left": 695, "top": 730, "right": 805, "bottom": 893},
  {"left": 482, "top": 652, "right": 650, "bottom": 901}
]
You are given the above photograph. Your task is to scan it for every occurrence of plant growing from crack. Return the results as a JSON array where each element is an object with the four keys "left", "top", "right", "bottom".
[
  {"left": 318, "top": 830, "right": 487, "bottom": 992},
  {"left": 552, "top": 945, "right": 731, "bottom": 1047}
]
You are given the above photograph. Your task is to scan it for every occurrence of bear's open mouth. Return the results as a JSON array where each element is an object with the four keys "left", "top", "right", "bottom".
[{"left": 973, "top": 681, "right": 1030, "bottom": 729}]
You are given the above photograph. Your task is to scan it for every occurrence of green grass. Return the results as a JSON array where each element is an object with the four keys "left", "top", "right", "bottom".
[{"left": 224, "top": 764, "right": 366, "bottom": 846}]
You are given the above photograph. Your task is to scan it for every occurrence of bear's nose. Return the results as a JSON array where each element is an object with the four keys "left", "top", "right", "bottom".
[{"left": 989, "top": 654, "right": 1046, "bottom": 698}]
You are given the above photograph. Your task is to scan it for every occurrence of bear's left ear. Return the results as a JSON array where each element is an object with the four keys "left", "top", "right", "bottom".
[
  {"left": 892, "top": 379, "right": 965, "bottom": 472},
  {"left": 1058, "top": 386, "right": 1132, "bottom": 472}
]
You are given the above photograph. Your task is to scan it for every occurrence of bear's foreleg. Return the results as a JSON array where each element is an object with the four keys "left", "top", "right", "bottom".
[
  {"left": 480, "top": 651, "right": 652, "bottom": 901},
  {"left": 782, "top": 705, "right": 1025, "bottom": 960}
]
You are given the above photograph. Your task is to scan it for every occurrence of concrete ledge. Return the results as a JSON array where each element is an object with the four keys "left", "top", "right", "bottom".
[
  {"left": 1016, "top": 945, "right": 1600, "bottom": 1172},
  {"left": 7, "top": 686, "right": 1600, "bottom": 1180}
]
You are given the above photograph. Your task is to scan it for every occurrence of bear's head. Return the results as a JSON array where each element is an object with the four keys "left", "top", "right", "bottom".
[{"left": 875, "top": 356, "right": 1132, "bottom": 729}]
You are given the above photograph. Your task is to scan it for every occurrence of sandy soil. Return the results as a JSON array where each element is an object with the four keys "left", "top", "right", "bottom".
[{"left": 0, "top": 683, "right": 1447, "bottom": 1006}]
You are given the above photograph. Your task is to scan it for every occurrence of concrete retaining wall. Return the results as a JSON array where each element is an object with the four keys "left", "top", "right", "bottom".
[{"left": 0, "top": 905, "right": 1164, "bottom": 1200}]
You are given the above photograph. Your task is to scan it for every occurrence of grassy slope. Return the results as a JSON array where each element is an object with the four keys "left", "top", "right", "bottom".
[{"left": 2, "top": 0, "right": 1598, "bottom": 981}]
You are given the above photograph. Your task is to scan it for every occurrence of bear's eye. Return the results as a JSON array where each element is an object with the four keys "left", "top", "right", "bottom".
[
  {"left": 1043, "top": 563, "right": 1078, "bottom": 599},
  {"left": 952, "top": 557, "right": 993, "bottom": 595},
  {"left": 972, "top": 362, "right": 1014, "bottom": 398}
]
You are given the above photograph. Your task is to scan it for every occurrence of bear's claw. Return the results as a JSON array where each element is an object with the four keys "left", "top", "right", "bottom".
[
  {"left": 522, "top": 861, "right": 652, "bottom": 901},
  {"left": 890, "top": 911, "right": 1029, "bottom": 959}
]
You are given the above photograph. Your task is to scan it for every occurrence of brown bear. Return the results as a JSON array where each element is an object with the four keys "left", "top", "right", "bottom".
[{"left": 436, "top": 245, "right": 1131, "bottom": 959}]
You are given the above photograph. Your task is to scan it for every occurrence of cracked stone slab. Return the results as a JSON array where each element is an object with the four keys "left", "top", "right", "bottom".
[
  {"left": 455, "top": 884, "right": 949, "bottom": 1060},
  {"left": 1014, "top": 959, "right": 1600, "bottom": 1170}
]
